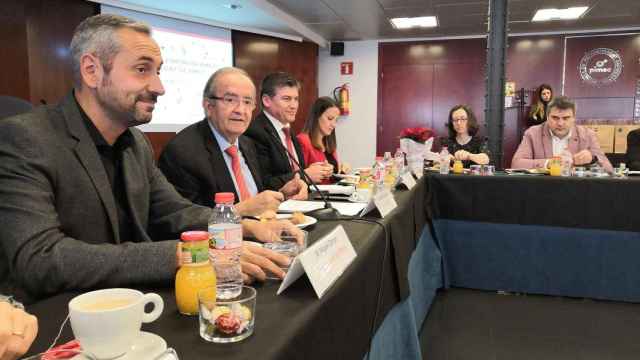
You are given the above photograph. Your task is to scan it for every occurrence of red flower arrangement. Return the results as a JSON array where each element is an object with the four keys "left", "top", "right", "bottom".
[{"left": 400, "top": 127, "right": 434, "bottom": 143}]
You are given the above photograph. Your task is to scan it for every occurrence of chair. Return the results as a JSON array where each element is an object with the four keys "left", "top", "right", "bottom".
[{"left": 0, "top": 95, "right": 33, "bottom": 119}]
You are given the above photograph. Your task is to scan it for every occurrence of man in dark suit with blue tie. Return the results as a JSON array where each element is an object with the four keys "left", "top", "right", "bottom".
[{"left": 158, "top": 67, "right": 308, "bottom": 215}]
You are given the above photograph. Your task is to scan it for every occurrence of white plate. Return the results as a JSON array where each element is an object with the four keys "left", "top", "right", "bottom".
[
  {"left": 276, "top": 214, "right": 318, "bottom": 229},
  {"left": 74, "top": 332, "right": 167, "bottom": 360}
]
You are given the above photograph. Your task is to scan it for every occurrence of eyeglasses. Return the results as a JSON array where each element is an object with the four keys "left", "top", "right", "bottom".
[
  {"left": 452, "top": 118, "right": 468, "bottom": 123},
  {"left": 208, "top": 94, "right": 256, "bottom": 109}
]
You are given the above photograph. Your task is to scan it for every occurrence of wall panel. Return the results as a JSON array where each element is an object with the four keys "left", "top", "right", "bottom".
[
  {"left": 0, "top": 2, "right": 30, "bottom": 101},
  {"left": 25, "top": 0, "right": 96, "bottom": 105},
  {"left": 378, "top": 33, "right": 640, "bottom": 167},
  {"left": 233, "top": 30, "right": 318, "bottom": 133}
]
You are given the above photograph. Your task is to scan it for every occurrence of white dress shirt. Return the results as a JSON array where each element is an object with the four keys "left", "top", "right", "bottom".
[
  {"left": 550, "top": 128, "right": 572, "bottom": 156},
  {"left": 263, "top": 110, "right": 300, "bottom": 164},
  {"left": 208, "top": 122, "right": 258, "bottom": 197}
]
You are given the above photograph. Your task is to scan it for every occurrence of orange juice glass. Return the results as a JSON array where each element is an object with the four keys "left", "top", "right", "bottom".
[
  {"left": 549, "top": 156, "right": 562, "bottom": 176},
  {"left": 452, "top": 160, "right": 464, "bottom": 174}
]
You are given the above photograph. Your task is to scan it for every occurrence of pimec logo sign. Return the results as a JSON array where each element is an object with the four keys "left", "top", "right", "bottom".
[{"left": 578, "top": 48, "right": 623, "bottom": 86}]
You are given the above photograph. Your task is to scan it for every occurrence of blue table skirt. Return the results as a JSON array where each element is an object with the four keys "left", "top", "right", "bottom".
[
  {"left": 434, "top": 219, "right": 640, "bottom": 302},
  {"left": 367, "top": 226, "right": 443, "bottom": 360}
]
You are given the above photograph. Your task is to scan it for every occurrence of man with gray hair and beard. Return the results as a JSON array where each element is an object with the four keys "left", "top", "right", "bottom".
[{"left": 0, "top": 14, "right": 291, "bottom": 304}]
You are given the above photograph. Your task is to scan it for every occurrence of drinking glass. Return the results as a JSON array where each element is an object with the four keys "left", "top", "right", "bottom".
[
  {"left": 198, "top": 286, "right": 257, "bottom": 343},
  {"left": 263, "top": 230, "right": 308, "bottom": 280}
]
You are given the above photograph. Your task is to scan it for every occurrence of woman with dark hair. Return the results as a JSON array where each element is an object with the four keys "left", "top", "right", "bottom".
[
  {"left": 528, "top": 84, "right": 553, "bottom": 126},
  {"left": 296, "top": 96, "right": 348, "bottom": 184},
  {"left": 443, "top": 105, "right": 490, "bottom": 167}
]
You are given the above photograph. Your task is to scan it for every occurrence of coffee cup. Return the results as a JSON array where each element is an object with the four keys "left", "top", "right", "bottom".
[{"left": 69, "top": 288, "right": 164, "bottom": 359}]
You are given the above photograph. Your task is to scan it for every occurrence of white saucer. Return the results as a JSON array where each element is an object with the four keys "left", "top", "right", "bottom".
[
  {"left": 74, "top": 332, "right": 167, "bottom": 360},
  {"left": 275, "top": 214, "right": 318, "bottom": 229}
]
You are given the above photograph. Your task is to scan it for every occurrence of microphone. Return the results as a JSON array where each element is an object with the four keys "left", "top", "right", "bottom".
[{"left": 268, "top": 129, "right": 341, "bottom": 220}]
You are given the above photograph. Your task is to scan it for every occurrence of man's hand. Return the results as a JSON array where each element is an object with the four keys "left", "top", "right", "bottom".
[
  {"left": 279, "top": 173, "right": 308, "bottom": 200},
  {"left": 573, "top": 150, "right": 593, "bottom": 166},
  {"left": 0, "top": 302, "right": 38, "bottom": 360},
  {"left": 242, "top": 219, "right": 304, "bottom": 245},
  {"left": 454, "top": 150, "right": 470, "bottom": 161},
  {"left": 234, "top": 191, "right": 284, "bottom": 216},
  {"left": 241, "top": 243, "right": 290, "bottom": 282},
  {"left": 305, "top": 162, "right": 333, "bottom": 183}
]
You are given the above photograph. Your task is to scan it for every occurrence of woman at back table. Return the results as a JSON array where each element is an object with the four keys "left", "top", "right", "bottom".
[
  {"left": 296, "top": 97, "right": 349, "bottom": 184},
  {"left": 443, "top": 104, "right": 490, "bottom": 167},
  {"left": 528, "top": 84, "right": 553, "bottom": 127}
]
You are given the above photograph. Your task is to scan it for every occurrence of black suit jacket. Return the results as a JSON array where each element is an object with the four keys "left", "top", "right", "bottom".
[
  {"left": 0, "top": 92, "right": 211, "bottom": 302},
  {"left": 158, "top": 119, "right": 263, "bottom": 208},
  {"left": 626, "top": 129, "right": 640, "bottom": 170},
  {"left": 244, "top": 111, "right": 306, "bottom": 190}
]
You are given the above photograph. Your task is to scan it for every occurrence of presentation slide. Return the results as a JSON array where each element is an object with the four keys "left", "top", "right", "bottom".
[{"left": 101, "top": 5, "right": 233, "bottom": 132}]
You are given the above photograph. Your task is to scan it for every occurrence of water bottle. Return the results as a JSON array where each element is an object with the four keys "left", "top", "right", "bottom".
[
  {"left": 394, "top": 148, "right": 405, "bottom": 175},
  {"left": 383, "top": 151, "right": 392, "bottom": 167},
  {"left": 208, "top": 192, "right": 243, "bottom": 299},
  {"left": 372, "top": 156, "right": 385, "bottom": 194},
  {"left": 439, "top": 146, "right": 450, "bottom": 175}
]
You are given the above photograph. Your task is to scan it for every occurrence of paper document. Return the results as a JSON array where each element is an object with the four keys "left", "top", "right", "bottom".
[
  {"left": 279, "top": 200, "right": 367, "bottom": 216},
  {"left": 315, "top": 185, "right": 355, "bottom": 195}
]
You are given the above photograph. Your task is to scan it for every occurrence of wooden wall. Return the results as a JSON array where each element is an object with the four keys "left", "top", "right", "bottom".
[
  {"left": 0, "top": 0, "right": 97, "bottom": 105},
  {"left": 233, "top": 30, "right": 319, "bottom": 134},
  {"left": 377, "top": 39, "right": 486, "bottom": 156},
  {"left": 377, "top": 33, "right": 640, "bottom": 166},
  {"left": 564, "top": 34, "right": 640, "bottom": 122}
]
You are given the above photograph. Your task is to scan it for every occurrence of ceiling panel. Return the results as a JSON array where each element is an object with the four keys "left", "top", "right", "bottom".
[
  {"left": 377, "top": 0, "right": 436, "bottom": 9},
  {"left": 268, "top": 0, "right": 341, "bottom": 23},
  {"left": 305, "top": 23, "right": 363, "bottom": 41},
  {"left": 110, "top": 0, "right": 640, "bottom": 44},
  {"left": 383, "top": 6, "right": 437, "bottom": 19},
  {"left": 320, "top": 0, "right": 392, "bottom": 39}
]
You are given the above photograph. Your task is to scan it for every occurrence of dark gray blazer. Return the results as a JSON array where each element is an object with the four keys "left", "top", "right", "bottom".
[
  {"left": 0, "top": 92, "right": 211, "bottom": 303},
  {"left": 158, "top": 119, "right": 264, "bottom": 208},
  {"left": 244, "top": 111, "right": 306, "bottom": 191}
]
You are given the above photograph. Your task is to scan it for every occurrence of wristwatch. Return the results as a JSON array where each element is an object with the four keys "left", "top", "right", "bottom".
[{"left": 0, "top": 294, "right": 24, "bottom": 310}]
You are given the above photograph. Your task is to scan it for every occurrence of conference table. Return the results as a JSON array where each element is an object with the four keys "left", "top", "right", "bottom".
[
  {"left": 426, "top": 172, "right": 640, "bottom": 302},
  {"left": 27, "top": 171, "right": 638, "bottom": 360},
  {"left": 25, "top": 180, "right": 438, "bottom": 360}
]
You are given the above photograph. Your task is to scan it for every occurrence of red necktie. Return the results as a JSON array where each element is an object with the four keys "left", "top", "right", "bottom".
[
  {"left": 282, "top": 127, "right": 299, "bottom": 171},
  {"left": 225, "top": 145, "right": 252, "bottom": 202}
]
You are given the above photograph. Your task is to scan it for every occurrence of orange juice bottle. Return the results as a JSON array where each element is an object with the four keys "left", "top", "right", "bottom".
[{"left": 175, "top": 231, "right": 216, "bottom": 315}]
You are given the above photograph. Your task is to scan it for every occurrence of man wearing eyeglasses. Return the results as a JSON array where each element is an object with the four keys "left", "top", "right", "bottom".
[
  {"left": 158, "top": 67, "right": 308, "bottom": 215},
  {"left": 245, "top": 72, "right": 331, "bottom": 190}
]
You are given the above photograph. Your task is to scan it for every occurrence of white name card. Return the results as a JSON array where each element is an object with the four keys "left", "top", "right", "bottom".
[
  {"left": 277, "top": 225, "right": 357, "bottom": 298},
  {"left": 400, "top": 172, "right": 417, "bottom": 190},
  {"left": 373, "top": 188, "right": 398, "bottom": 217},
  {"left": 357, "top": 188, "right": 398, "bottom": 218}
]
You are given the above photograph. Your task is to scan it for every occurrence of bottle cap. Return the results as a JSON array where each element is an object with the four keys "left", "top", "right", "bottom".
[
  {"left": 214, "top": 192, "right": 235, "bottom": 204},
  {"left": 180, "top": 231, "right": 209, "bottom": 242}
]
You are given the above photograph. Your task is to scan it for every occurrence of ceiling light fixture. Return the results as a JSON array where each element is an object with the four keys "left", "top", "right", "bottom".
[
  {"left": 390, "top": 16, "right": 438, "bottom": 29},
  {"left": 532, "top": 6, "right": 588, "bottom": 22}
]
